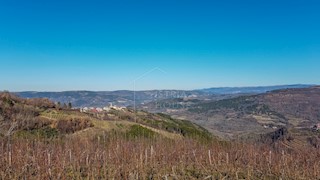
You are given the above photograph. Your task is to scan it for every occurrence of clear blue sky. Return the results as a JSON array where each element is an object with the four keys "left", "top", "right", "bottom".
[{"left": 0, "top": 0, "right": 319, "bottom": 91}]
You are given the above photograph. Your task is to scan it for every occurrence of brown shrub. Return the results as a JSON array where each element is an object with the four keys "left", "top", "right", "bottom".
[
  {"left": 17, "top": 116, "right": 52, "bottom": 131},
  {"left": 307, "top": 136, "right": 320, "bottom": 148},
  {"left": 54, "top": 118, "right": 93, "bottom": 134},
  {"left": 25, "top": 98, "right": 55, "bottom": 109},
  {"left": 0, "top": 92, "right": 22, "bottom": 104}
]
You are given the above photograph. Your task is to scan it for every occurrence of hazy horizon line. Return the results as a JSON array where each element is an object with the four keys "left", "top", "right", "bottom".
[{"left": 3, "top": 84, "right": 316, "bottom": 93}]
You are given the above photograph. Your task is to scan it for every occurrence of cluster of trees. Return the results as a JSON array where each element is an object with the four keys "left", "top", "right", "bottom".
[{"left": 56, "top": 102, "right": 72, "bottom": 110}]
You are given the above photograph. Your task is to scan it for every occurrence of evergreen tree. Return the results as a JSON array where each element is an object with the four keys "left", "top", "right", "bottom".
[{"left": 56, "top": 102, "right": 61, "bottom": 110}]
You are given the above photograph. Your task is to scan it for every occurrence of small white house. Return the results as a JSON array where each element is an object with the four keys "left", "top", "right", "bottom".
[{"left": 96, "top": 107, "right": 103, "bottom": 112}]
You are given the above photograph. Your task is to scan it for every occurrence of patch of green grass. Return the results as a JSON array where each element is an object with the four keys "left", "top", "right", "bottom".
[
  {"left": 143, "top": 113, "right": 212, "bottom": 142},
  {"left": 126, "top": 125, "right": 156, "bottom": 139},
  {"left": 14, "top": 127, "right": 59, "bottom": 139},
  {"left": 115, "top": 123, "right": 124, "bottom": 128},
  {"left": 168, "top": 118, "right": 211, "bottom": 140},
  {"left": 173, "top": 119, "right": 212, "bottom": 142},
  {"left": 156, "top": 113, "right": 173, "bottom": 120}
]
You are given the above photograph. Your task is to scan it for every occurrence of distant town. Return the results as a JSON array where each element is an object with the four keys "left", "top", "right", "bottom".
[{"left": 79, "top": 103, "right": 126, "bottom": 113}]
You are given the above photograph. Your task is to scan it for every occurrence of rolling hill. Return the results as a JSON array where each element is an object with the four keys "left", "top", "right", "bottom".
[
  {"left": 14, "top": 84, "right": 312, "bottom": 108},
  {"left": 141, "top": 86, "right": 320, "bottom": 142},
  {"left": 0, "top": 92, "right": 212, "bottom": 141}
]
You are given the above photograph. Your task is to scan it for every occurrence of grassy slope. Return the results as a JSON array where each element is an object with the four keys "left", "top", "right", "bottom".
[
  {"left": 7, "top": 101, "right": 213, "bottom": 142},
  {"left": 0, "top": 92, "right": 211, "bottom": 141}
]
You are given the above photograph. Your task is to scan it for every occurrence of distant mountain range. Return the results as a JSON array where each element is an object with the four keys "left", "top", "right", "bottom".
[
  {"left": 198, "top": 84, "right": 313, "bottom": 94},
  {"left": 14, "top": 84, "right": 314, "bottom": 108},
  {"left": 15, "top": 90, "right": 204, "bottom": 108}
]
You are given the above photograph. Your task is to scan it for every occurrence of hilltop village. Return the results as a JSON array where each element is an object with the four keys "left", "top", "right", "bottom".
[{"left": 79, "top": 103, "right": 126, "bottom": 113}]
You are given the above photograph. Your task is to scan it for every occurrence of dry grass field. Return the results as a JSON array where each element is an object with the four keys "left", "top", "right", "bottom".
[{"left": 1, "top": 135, "right": 320, "bottom": 179}]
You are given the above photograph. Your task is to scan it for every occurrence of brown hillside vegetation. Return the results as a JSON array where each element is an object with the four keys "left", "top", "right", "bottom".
[
  {"left": 0, "top": 92, "right": 93, "bottom": 137},
  {"left": 260, "top": 86, "right": 320, "bottom": 126},
  {"left": 180, "top": 86, "right": 320, "bottom": 140},
  {"left": 1, "top": 136, "right": 320, "bottom": 179},
  {"left": 0, "top": 92, "right": 212, "bottom": 141},
  {"left": 1, "top": 92, "right": 320, "bottom": 179}
]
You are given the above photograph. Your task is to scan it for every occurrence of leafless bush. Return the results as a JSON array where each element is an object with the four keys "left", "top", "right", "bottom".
[
  {"left": 54, "top": 118, "right": 93, "bottom": 134},
  {"left": 0, "top": 136, "right": 319, "bottom": 179},
  {"left": 25, "top": 98, "right": 55, "bottom": 109}
]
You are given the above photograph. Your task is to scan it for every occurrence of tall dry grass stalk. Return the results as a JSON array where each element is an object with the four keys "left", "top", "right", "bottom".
[{"left": 0, "top": 136, "right": 319, "bottom": 179}]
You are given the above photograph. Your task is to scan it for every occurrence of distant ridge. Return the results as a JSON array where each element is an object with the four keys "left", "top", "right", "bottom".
[
  {"left": 13, "top": 84, "right": 315, "bottom": 108},
  {"left": 198, "top": 84, "right": 314, "bottom": 94}
]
